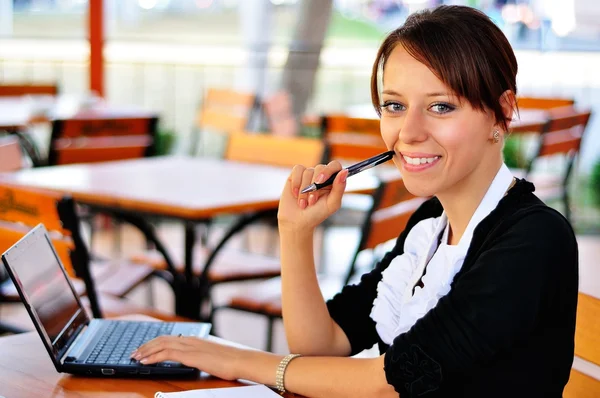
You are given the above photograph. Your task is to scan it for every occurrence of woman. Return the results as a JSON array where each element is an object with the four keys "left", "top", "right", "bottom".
[{"left": 132, "top": 5, "right": 578, "bottom": 397}]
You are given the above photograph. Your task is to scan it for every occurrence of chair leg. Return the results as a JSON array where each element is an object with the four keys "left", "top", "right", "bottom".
[{"left": 265, "top": 316, "right": 275, "bottom": 352}]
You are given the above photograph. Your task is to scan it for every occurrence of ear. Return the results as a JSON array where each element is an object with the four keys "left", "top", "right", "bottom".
[{"left": 498, "top": 90, "right": 516, "bottom": 131}]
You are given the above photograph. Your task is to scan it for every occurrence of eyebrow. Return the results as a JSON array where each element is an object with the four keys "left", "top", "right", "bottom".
[{"left": 381, "top": 89, "right": 451, "bottom": 97}]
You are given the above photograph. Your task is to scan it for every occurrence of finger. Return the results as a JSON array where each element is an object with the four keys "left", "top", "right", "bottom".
[
  {"left": 132, "top": 336, "right": 187, "bottom": 359},
  {"left": 308, "top": 160, "right": 342, "bottom": 204},
  {"left": 307, "top": 164, "right": 327, "bottom": 206},
  {"left": 289, "top": 164, "right": 306, "bottom": 199},
  {"left": 139, "top": 348, "right": 185, "bottom": 365},
  {"left": 298, "top": 168, "right": 315, "bottom": 209},
  {"left": 325, "top": 168, "right": 348, "bottom": 211}
]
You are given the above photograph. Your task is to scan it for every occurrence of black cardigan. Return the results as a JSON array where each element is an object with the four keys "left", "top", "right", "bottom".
[{"left": 326, "top": 179, "right": 578, "bottom": 397}]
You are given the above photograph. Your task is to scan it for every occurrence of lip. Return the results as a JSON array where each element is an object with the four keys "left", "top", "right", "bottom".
[{"left": 399, "top": 152, "right": 442, "bottom": 173}]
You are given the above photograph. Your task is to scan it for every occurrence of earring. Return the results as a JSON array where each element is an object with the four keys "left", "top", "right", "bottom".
[{"left": 493, "top": 129, "right": 501, "bottom": 143}]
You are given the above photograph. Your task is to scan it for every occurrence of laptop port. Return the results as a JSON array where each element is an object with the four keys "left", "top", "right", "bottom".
[
  {"left": 101, "top": 368, "right": 115, "bottom": 375},
  {"left": 140, "top": 369, "right": 151, "bottom": 375}
]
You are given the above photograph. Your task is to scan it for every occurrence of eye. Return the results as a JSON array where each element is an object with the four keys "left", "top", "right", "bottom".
[
  {"left": 430, "top": 103, "right": 455, "bottom": 114},
  {"left": 381, "top": 101, "right": 405, "bottom": 114}
]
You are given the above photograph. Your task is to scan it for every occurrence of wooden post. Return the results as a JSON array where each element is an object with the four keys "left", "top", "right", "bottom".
[{"left": 89, "top": 0, "right": 104, "bottom": 97}]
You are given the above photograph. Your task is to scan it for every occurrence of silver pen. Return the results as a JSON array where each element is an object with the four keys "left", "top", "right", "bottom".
[{"left": 300, "top": 150, "right": 394, "bottom": 194}]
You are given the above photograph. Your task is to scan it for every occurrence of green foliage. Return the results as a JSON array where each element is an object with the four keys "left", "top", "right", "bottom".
[
  {"left": 503, "top": 135, "right": 526, "bottom": 169},
  {"left": 590, "top": 157, "right": 600, "bottom": 207},
  {"left": 154, "top": 128, "right": 177, "bottom": 156}
]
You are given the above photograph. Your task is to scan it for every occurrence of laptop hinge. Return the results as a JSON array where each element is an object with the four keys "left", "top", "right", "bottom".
[{"left": 59, "top": 321, "right": 99, "bottom": 364}]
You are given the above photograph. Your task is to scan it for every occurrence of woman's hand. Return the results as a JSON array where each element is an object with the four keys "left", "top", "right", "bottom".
[
  {"left": 277, "top": 160, "right": 348, "bottom": 233},
  {"left": 131, "top": 336, "right": 245, "bottom": 381}
]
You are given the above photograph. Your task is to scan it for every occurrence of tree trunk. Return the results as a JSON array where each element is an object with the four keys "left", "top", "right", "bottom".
[{"left": 281, "top": 0, "right": 334, "bottom": 121}]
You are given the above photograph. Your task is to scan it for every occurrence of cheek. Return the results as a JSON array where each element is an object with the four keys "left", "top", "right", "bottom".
[{"left": 379, "top": 118, "right": 397, "bottom": 149}]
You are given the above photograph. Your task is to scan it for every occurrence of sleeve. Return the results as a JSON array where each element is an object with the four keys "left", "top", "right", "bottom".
[
  {"left": 326, "top": 198, "right": 442, "bottom": 356},
  {"left": 382, "top": 208, "right": 578, "bottom": 397}
]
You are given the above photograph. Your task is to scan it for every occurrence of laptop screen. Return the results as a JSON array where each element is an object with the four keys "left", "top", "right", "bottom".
[{"left": 1, "top": 224, "right": 89, "bottom": 359}]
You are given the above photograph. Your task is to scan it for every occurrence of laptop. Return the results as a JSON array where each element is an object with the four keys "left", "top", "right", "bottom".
[{"left": 1, "top": 223, "right": 211, "bottom": 377}]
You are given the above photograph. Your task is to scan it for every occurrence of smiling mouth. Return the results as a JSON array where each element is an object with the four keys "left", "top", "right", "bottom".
[{"left": 401, "top": 155, "right": 441, "bottom": 166}]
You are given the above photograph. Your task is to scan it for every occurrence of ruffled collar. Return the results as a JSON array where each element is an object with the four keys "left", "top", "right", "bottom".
[{"left": 370, "top": 164, "right": 515, "bottom": 344}]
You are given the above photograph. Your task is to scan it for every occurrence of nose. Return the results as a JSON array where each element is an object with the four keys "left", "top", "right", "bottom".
[{"left": 398, "top": 108, "right": 428, "bottom": 145}]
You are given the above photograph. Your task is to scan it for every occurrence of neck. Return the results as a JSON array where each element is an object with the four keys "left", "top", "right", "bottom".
[{"left": 437, "top": 156, "right": 503, "bottom": 245}]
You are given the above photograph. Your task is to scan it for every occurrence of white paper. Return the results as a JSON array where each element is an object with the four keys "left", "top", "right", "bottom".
[{"left": 155, "top": 384, "right": 280, "bottom": 398}]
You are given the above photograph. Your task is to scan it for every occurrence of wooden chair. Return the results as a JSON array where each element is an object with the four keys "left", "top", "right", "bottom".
[
  {"left": 0, "top": 84, "right": 58, "bottom": 97},
  {"left": 564, "top": 293, "right": 600, "bottom": 397},
  {"left": 525, "top": 108, "right": 592, "bottom": 223},
  {"left": 0, "top": 221, "right": 191, "bottom": 333},
  {"left": 517, "top": 96, "right": 575, "bottom": 110},
  {"left": 192, "top": 88, "right": 256, "bottom": 156},
  {"left": 129, "top": 134, "right": 327, "bottom": 319},
  {"left": 0, "top": 184, "right": 157, "bottom": 319},
  {"left": 224, "top": 132, "right": 325, "bottom": 168},
  {"left": 0, "top": 135, "right": 25, "bottom": 172},
  {"left": 47, "top": 116, "right": 158, "bottom": 166},
  {"left": 226, "top": 176, "right": 425, "bottom": 351}
]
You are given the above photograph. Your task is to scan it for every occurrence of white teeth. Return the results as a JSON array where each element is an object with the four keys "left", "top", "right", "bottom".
[{"left": 403, "top": 155, "right": 439, "bottom": 165}]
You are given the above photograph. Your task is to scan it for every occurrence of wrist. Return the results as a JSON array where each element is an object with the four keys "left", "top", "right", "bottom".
[{"left": 278, "top": 227, "right": 314, "bottom": 242}]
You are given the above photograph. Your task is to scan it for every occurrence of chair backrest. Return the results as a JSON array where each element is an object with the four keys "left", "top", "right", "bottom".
[
  {"left": 47, "top": 116, "right": 158, "bottom": 166},
  {"left": 564, "top": 293, "right": 600, "bottom": 397},
  {"left": 326, "top": 134, "right": 388, "bottom": 162},
  {"left": 0, "top": 84, "right": 58, "bottom": 97},
  {"left": 321, "top": 115, "right": 381, "bottom": 136},
  {"left": 526, "top": 108, "right": 592, "bottom": 177},
  {"left": 574, "top": 293, "right": 600, "bottom": 366},
  {"left": 196, "top": 88, "right": 256, "bottom": 133},
  {"left": 344, "top": 176, "right": 426, "bottom": 284},
  {"left": 0, "top": 183, "right": 102, "bottom": 316},
  {"left": 224, "top": 132, "right": 325, "bottom": 168},
  {"left": 0, "top": 135, "right": 24, "bottom": 172},
  {"left": 0, "top": 220, "right": 75, "bottom": 278},
  {"left": 263, "top": 91, "right": 298, "bottom": 137},
  {"left": 517, "top": 96, "right": 575, "bottom": 110}
]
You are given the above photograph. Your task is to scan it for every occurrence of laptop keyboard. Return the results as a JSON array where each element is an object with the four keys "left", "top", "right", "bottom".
[{"left": 85, "top": 321, "right": 175, "bottom": 366}]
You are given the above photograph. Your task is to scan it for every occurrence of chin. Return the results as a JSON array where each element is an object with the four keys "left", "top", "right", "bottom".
[{"left": 403, "top": 179, "right": 437, "bottom": 198}]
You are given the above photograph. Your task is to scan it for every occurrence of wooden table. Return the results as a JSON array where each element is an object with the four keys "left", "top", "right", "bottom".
[
  {"left": 0, "top": 332, "right": 291, "bottom": 398},
  {"left": 0, "top": 156, "right": 384, "bottom": 319}
]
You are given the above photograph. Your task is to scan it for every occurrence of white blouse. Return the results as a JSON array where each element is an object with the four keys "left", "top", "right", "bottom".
[{"left": 370, "top": 164, "right": 515, "bottom": 345}]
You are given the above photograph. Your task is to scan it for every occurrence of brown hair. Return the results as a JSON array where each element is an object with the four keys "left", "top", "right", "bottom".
[{"left": 370, "top": 5, "right": 518, "bottom": 132}]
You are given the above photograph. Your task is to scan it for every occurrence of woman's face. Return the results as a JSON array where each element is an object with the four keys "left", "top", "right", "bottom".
[{"left": 379, "top": 45, "right": 501, "bottom": 198}]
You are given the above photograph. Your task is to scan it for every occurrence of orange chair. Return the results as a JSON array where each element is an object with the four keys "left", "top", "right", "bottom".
[
  {"left": 517, "top": 96, "right": 575, "bottom": 110},
  {"left": 563, "top": 293, "right": 600, "bottom": 397},
  {"left": 525, "top": 108, "right": 592, "bottom": 223},
  {"left": 226, "top": 176, "right": 425, "bottom": 351},
  {"left": 47, "top": 116, "right": 158, "bottom": 166},
  {"left": 193, "top": 88, "right": 257, "bottom": 156},
  {"left": 0, "top": 184, "right": 157, "bottom": 317}
]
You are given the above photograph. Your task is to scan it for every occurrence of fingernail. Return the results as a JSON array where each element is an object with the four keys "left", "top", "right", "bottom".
[
  {"left": 340, "top": 170, "right": 348, "bottom": 183},
  {"left": 299, "top": 198, "right": 307, "bottom": 209},
  {"left": 308, "top": 193, "right": 315, "bottom": 205},
  {"left": 293, "top": 187, "right": 299, "bottom": 197},
  {"left": 315, "top": 173, "right": 325, "bottom": 184},
  {"left": 140, "top": 358, "right": 147, "bottom": 364}
]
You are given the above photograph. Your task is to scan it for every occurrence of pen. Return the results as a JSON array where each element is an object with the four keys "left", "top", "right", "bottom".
[{"left": 300, "top": 150, "right": 395, "bottom": 194}]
